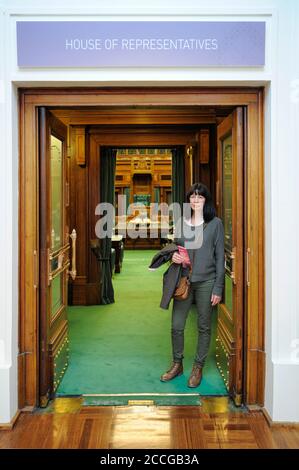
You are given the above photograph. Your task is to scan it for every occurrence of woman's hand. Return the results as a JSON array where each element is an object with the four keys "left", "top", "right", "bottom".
[
  {"left": 172, "top": 252, "right": 184, "bottom": 264},
  {"left": 211, "top": 294, "right": 221, "bottom": 306}
]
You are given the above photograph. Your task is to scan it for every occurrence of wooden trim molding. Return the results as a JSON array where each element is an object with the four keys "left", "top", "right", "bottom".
[
  {"left": 244, "top": 90, "right": 265, "bottom": 406},
  {"left": 74, "top": 126, "right": 86, "bottom": 165},
  {"left": 19, "top": 87, "right": 265, "bottom": 409}
]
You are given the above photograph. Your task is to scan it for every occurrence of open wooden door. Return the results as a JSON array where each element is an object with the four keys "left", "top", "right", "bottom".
[
  {"left": 38, "top": 108, "right": 77, "bottom": 407},
  {"left": 216, "top": 108, "right": 244, "bottom": 406}
]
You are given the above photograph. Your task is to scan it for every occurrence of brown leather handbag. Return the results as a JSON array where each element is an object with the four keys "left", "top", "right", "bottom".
[{"left": 173, "top": 266, "right": 192, "bottom": 301}]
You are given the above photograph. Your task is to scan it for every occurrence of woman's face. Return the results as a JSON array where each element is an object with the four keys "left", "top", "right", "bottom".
[{"left": 189, "top": 192, "right": 206, "bottom": 212}]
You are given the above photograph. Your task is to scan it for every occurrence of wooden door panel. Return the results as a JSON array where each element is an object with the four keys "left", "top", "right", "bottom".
[
  {"left": 216, "top": 108, "right": 244, "bottom": 405},
  {"left": 39, "top": 108, "right": 76, "bottom": 407}
]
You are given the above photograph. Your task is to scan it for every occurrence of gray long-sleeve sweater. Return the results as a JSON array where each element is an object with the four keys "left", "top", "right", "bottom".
[{"left": 174, "top": 216, "right": 225, "bottom": 297}]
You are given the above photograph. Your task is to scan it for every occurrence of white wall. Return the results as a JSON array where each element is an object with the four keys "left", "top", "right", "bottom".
[
  {"left": 0, "top": 0, "right": 298, "bottom": 424},
  {"left": 0, "top": 4, "right": 19, "bottom": 425},
  {"left": 264, "top": 0, "right": 299, "bottom": 422}
]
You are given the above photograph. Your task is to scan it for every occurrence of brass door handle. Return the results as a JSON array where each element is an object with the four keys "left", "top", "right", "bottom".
[
  {"left": 68, "top": 229, "right": 77, "bottom": 280},
  {"left": 216, "top": 181, "right": 219, "bottom": 207},
  {"left": 231, "top": 246, "right": 236, "bottom": 285},
  {"left": 246, "top": 247, "right": 250, "bottom": 287},
  {"left": 33, "top": 249, "right": 38, "bottom": 289},
  {"left": 48, "top": 244, "right": 71, "bottom": 285},
  {"left": 189, "top": 146, "right": 193, "bottom": 185}
]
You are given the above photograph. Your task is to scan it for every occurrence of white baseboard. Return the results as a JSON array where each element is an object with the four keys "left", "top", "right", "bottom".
[
  {"left": 0, "top": 364, "right": 18, "bottom": 425},
  {"left": 265, "top": 361, "right": 299, "bottom": 423}
]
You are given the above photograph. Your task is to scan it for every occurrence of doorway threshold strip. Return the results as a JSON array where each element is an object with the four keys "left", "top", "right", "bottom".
[
  {"left": 82, "top": 393, "right": 200, "bottom": 396},
  {"left": 82, "top": 392, "right": 201, "bottom": 406}
]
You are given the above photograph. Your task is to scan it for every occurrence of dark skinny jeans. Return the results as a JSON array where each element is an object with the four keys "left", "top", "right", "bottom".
[{"left": 171, "top": 279, "right": 215, "bottom": 367}]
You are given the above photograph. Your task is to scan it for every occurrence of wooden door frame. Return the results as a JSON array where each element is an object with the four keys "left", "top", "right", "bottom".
[{"left": 19, "top": 87, "right": 264, "bottom": 409}]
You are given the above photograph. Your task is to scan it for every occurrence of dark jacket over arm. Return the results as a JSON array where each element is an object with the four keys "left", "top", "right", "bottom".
[
  {"left": 159, "top": 263, "right": 182, "bottom": 309},
  {"left": 148, "top": 243, "right": 184, "bottom": 310}
]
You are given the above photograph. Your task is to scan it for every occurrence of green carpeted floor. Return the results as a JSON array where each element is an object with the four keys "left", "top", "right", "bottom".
[{"left": 57, "top": 249, "right": 227, "bottom": 404}]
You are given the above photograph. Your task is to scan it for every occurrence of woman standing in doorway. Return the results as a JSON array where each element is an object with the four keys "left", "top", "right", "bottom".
[{"left": 160, "top": 182, "right": 225, "bottom": 387}]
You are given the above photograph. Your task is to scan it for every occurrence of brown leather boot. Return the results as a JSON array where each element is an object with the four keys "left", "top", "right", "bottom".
[
  {"left": 187, "top": 364, "right": 202, "bottom": 388},
  {"left": 160, "top": 362, "right": 183, "bottom": 382}
]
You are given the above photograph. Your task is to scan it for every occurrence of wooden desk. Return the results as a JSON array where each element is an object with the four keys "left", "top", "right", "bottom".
[{"left": 114, "top": 218, "right": 171, "bottom": 250}]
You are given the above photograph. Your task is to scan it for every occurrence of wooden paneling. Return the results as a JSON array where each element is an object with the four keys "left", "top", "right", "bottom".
[
  {"left": 73, "top": 126, "right": 86, "bottom": 165},
  {"left": 19, "top": 100, "right": 38, "bottom": 408},
  {"left": 245, "top": 93, "right": 265, "bottom": 406},
  {"left": 115, "top": 149, "right": 172, "bottom": 204},
  {"left": 209, "top": 125, "right": 218, "bottom": 208},
  {"left": 199, "top": 129, "right": 210, "bottom": 163},
  {"left": 87, "top": 134, "right": 101, "bottom": 304},
  {"left": 22, "top": 87, "right": 259, "bottom": 107},
  {"left": 195, "top": 125, "right": 216, "bottom": 192},
  {"left": 52, "top": 107, "right": 218, "bottom": 125},
  {"left": 68, "top": 126, "right": 89, "bottom": 305}
]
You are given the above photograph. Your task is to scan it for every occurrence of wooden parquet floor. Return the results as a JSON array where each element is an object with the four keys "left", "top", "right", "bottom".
[{"left": 1, "top": 397, "right": 299, "bottom": 449}]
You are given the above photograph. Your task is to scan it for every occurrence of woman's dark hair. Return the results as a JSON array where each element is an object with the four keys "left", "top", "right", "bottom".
[{"left": 185, "top": 182, "right": 216, "bottom": 222}]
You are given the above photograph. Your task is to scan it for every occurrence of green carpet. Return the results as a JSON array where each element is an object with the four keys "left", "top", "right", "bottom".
[{"left": 57, "top": 250, "right": 227, "bottom": 404}]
